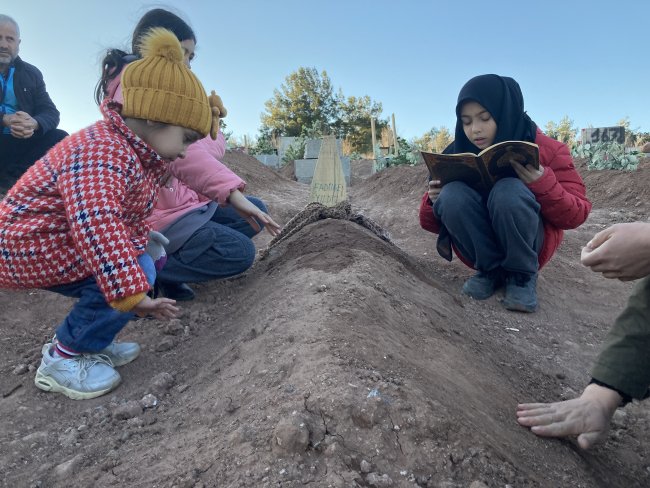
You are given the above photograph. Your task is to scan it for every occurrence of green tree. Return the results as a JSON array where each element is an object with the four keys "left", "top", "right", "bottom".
[
  {"left": 544, "top": 116, "right": 577, "bottom": 145},
  {"left": 339, "top": 95, "right": 387, "bottom": 154},
  {"left": 412, "top": 127, "right": 453, "bottom": 153},
  {"left": 261, "top": 67, "right": 340, "bottom": 137}
]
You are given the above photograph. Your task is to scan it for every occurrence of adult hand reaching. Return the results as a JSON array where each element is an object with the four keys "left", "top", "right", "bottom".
[
  {"left": 228, "top": 189, "right": 282, "bottom": 237},
  {"left": 581, "top": 222, "right": 650, "bottom": 281},
  {"left": 516, "top": 383, "right": 622, "bottom": 449}
]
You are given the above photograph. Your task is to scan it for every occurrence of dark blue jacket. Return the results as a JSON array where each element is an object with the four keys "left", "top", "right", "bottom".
[{"left": 0, "top": 56, "right": 60, "bottom": 135}]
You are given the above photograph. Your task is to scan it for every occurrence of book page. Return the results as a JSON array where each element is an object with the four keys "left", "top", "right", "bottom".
[
  {"left": 421, "top": 152, "right": 489, "bottom": 190},
  {"left": 481, "top": 142, "right": 539, "bottom": 178}
]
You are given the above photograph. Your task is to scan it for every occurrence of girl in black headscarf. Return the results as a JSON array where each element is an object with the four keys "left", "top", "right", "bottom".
[{"left": 419, "top": 74, "right": 591, "bottom": 313}]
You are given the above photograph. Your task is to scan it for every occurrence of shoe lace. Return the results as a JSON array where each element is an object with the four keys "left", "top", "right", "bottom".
[{"left": 75, "top": 353, "right": 115, "bottom": 381}]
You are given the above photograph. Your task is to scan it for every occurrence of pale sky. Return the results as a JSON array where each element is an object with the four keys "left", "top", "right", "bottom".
[{"left": 5, "top": 0, "right": 650, "bottom": 141}]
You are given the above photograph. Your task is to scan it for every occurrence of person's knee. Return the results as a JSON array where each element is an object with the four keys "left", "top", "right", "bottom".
[
  {"left": 180, "top": 226, "right": 256, "bottom": 278},
  {"left": 435, "top": 182, "right": 477, "bottom": 218},
  {"left": 239, "top": 239, "right": 256, "bottom": 272},
  {"left": 46, "top": 128, "right": 68, "bottom": 140},
  {"left": 247, "top": 196, "right": 268, "bottom": 213},
  {"left": 489, "top": 178, "right": 535, "bottom": 208},
  {"left": 246, "top": 196, "right": 268, "bottom": 234},
  {"left": 489, "top": 178, "right": 540, "bottom": 223}
]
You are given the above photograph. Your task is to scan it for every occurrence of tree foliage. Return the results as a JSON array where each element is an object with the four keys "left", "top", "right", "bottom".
[
  {"left": 411, "top": 126, "right": 454, "bottom": 153},
  {"left": 261, "top": 67, "right": 340, "bottom": 137},
  {"left": 544, "top": 116, "right": 577, "bottom": 145},
  {"left": 260, "top": 67, "right": 387, "bottom": 154},
  {"left": 617, "top": 117, "right": 650, "bottom": 147},
  {"left": 339, "top": 95, "right": 386, "bottom": 154}
]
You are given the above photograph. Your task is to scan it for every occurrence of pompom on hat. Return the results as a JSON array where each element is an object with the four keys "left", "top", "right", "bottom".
[{"left": 121, "top": 28, "right": 219, "bottom": 139}]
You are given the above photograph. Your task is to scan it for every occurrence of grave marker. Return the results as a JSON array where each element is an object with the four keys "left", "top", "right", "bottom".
[{"left": 309, "top": 136, "right": 347, "bottom": 206}]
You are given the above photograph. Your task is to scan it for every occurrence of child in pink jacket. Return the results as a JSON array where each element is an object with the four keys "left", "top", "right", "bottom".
[{"left": 98, "top": 8, "right": 280, "bottom": 301}]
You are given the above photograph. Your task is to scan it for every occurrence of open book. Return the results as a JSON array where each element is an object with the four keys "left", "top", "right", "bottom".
[{"left": 421, "top": 140, "right": 540, "bottom": 192}]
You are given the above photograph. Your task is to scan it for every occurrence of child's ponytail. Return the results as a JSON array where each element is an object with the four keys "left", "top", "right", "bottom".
[{"left": 94, "top": 49, "right": 129, "bottom": 106}]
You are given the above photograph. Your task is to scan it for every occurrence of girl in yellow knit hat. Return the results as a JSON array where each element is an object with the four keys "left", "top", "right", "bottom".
[{"left": 0, "top": 28, "right": 217, "bottom": 400}]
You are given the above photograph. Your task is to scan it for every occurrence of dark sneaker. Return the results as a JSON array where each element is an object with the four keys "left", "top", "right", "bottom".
[
  {"left": 502, "top": 272, "right": 538, "bottom": 313},
  {"left": 156, "top": 281, "right": 195, "bottom": 301},
  {"left": 462, "top": 269, "right": 502, "bottom": 300}
]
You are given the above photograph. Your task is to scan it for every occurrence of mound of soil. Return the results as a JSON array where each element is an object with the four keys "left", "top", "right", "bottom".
[
  {"left": 278, "top": 160, "right": 297, "bottom": 181},
  {"left": 576, "top": 156, "right": 650, "bottom": 220},
  {"left": 1, "top": 154, "right": 650, "bottom": 487}
]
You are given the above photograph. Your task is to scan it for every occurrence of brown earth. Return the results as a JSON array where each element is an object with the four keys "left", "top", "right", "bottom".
[{"left": 1, "top": 153, "right": 650, "bottom": 488}]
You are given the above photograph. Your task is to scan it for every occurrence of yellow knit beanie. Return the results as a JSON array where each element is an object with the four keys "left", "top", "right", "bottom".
[{"left": 121, "top": 28, "right": 215, "bottom": 139}]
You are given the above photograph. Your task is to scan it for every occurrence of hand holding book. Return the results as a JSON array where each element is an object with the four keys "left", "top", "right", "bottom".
[
  {"left": 421, "top": 140, "right": 540, "bottom": 193},
  {"left": 510, "top": 159, "right": 544, "bottom": 184},
  {"left": 427, "top": 179, "right": 442, "bottom": 202}
]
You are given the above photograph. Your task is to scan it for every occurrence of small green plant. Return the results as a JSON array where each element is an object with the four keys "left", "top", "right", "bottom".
[
  {"left": 282, "top": 137, "right": 306, "bottom": 165},
  {"left": 250, "top": 138, "right": 275, "bottom": 155},
  {"left": 374, "top": 137, "right": 419, "bottom": 171},
  {"left": 572, "top": 141, "right": 640, "bottom": 171}
]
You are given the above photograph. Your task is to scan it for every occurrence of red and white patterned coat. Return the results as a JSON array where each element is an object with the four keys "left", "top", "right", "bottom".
[{"left": 0, "top": 100, "right": 168, "bottom": 302}]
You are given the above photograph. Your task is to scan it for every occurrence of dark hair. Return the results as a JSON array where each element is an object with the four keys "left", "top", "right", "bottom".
[{"left": 94, "top": 8, "right": 196, "bottom": 105}]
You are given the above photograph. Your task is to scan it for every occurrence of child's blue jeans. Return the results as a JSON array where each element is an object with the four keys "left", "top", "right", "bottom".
[
  {"left": 433, "top": 178, "right": 544, "bottom": 275},
  {"left": 157, "top": 196, "right": 267, "bottom": 283},
  {"left": 47, "top": 253, "right": 156, "bottom": 352}
]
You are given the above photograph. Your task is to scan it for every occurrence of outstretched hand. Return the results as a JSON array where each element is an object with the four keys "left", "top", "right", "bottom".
[
  {"left": 516, "top": 383, "right": 622, "bottom": 449},
  {"left": 228, "top": 189, "right": 282, "bottom": 237},
  {"left": 580, "top": 222, "right": 650, "bottom": 281},
  {"left": 132, "top": 295, "right": 179, "bottom": 320}
]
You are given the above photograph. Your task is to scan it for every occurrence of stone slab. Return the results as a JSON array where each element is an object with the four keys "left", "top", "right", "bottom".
[
  {"left": 254, "top": 154, "right": 280, "bottom": 168},
  {"left": 304, "top": 138, "right": 343, "bottom": 159},
  {"left": 295, "top": 157, "right": 350, "bottom": 185}
]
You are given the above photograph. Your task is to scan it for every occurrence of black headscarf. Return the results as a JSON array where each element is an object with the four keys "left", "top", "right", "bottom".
[{"left": 445, "top": 74, "right": 537, "bottom": 154}]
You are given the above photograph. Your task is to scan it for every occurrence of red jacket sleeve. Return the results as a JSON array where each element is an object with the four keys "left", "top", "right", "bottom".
[
  {"left": 528, "top": 131, "right": 591, "bottom": 230},
  {"left": 419, "top": 192, "right": 441, "bottom": 234}
]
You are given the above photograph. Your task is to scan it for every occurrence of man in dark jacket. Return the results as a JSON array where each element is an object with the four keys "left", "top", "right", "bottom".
[
  {"left": 0, "top": 14, "right": 67, "bottom": 191},
  {"left": 517, "top": 221, "right": 650, "bottom": 449}
]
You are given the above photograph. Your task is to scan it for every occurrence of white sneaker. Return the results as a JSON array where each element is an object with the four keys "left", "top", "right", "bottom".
[
  {"left": 34, "top": 346, "right": 121, "bottom": 400},
  {"left": 99, "top": 341, "right": 141, "bottom": 367},
  {"left": 44, "top": 337, "right": 141, "bottom": 367}
]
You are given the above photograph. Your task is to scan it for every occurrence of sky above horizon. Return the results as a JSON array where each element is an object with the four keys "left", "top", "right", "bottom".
[{"left": 5, "top": 1, "right": 650, "bottom": 142}]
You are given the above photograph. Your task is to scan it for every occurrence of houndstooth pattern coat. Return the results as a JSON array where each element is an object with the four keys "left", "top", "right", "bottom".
[{"left": 0, "top": 100, "right": 168, "bottom": 303}]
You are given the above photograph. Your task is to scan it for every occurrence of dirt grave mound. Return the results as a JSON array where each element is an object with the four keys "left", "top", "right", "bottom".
[
  {"left": 575, "top": 156, "right": 650, "bottom": 217},
  {"left": 2, "top": 157, "right": 650, "bottom": 487},
  {"left": 222, "top": 149, "right": 295, "bottom": 192}
]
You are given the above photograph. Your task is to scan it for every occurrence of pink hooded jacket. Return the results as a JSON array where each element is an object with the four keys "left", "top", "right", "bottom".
[{"left": 106, "top": 71, "right": 246, "bottom": 232}]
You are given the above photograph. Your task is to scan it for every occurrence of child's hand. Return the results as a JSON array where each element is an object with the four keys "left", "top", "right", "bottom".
[
  {"left": 427, "top": 180, "right": 442, "bottom": 202},
  {"left": 228, "top": 189, "right": 282, "bottom": 237},
  {"left": 133, "top": 295, "right": 179, "bottom": 320},
  {"left": 511, "top": 161, "right": 544, "bottom": 184}
]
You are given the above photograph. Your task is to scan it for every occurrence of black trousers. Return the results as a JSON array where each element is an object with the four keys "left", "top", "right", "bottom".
[{"left": 0, "top": 129, "right": 68, "bottom": 191}]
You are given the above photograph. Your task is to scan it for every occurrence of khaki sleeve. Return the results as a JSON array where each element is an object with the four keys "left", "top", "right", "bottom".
[{"left": 591, "top": 276, "right": 650, "bottom": 400}]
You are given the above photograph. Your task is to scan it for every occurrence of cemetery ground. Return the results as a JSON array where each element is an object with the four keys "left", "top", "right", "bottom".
[{"left": 1, "top": 152, "right": 650, "bottom": 488}]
